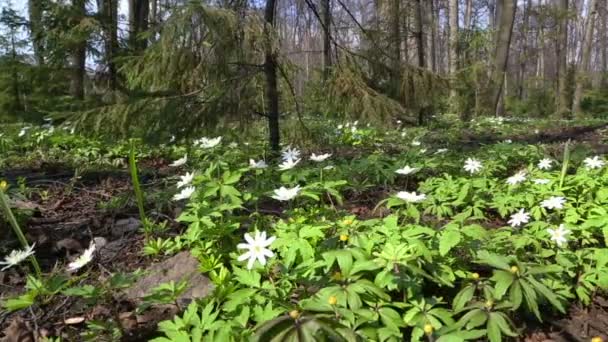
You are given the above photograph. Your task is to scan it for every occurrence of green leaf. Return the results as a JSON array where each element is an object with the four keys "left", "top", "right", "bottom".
[
  {"left": 379, "top": 307, "right": 405, "bottom": 331},
  {"left": 233, "top": 268, "right": 261, "bottom": 288},
  {"left": 491, "top": 270, "right": 514, "bottom": 299},
  {"left": 453, "top": 285, "right": 475, "bottom": 311},
  {"left": 439, "top": 229, "right": 462, "bottom": 256},
  {"left": 476, "top": 251, "right": 510, "bottom": 270}
]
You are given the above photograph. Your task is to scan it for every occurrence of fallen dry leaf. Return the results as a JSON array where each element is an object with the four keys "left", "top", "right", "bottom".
[{"left": 63, "top": 317, "right": 85, "bottom": 325}]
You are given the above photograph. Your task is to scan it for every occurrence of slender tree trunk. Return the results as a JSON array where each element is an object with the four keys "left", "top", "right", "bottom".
[
  {"left": 488, "top": 0, "right": 496, "bottom": 30},
  {"left": 28, "top": 0, "right": 44, "bottom": 65},
  {"left": 489, "top": 0, "right": 516, "bottom": 115},
  {"left": 448, "top": 0, "right": 458, "bottom": 101},
  {"left": 556, "top": 0, "right": 569, "bottom": 117},
  {"left": 264, "top": 0, "right": 280, "bottom": 152},
  {"left": 70, "top": 0, "right": 86, "bottom": 100},
  {"left": 572, "top": 0, "right": 598, "bottom": 115},
  {"left": 390, "top": 0, "right": 402, "bottom": 97},
  {"left": 599, "top": 0, "right": 607, "bottom": 87},
  {"left": 100, "top": 0, "right": 118, "bottom": 90},
  {"left": 413, "top": 0, "right": 424, "bottom": 68},
  {"left": 321, "top": 0, "right": 331, "bottom": 81},
  {"left": 464, "top": 0, "right": 473, "bottom": 30},
  {"left": 10, "top": 33, "right": 23, "bottom": 111},
  {"left": 128, "top": 0, "right": 149, "bottom": 51},
  {"left": 518, "top": 0, "right": 531, "bottom": 100},
  {"left": 422, "top": 0, "right": 436, "bottom": 71}
]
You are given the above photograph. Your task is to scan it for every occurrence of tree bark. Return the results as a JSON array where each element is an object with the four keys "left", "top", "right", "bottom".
[
  {"left": 599, "top": 0, "right": 607, "bottom": 87},
  {"left": 489, "top": 0, "right": 517, "bottom": 115},
  {"left": 556, "top": 0, "right": 569, "bottom": 117},
  {"left": 99, "top": 0, "right": 119, "bottom": 90},
  {"left": 70, "top": 0, "right": 86, "bottom": 100},
  {"left": 572, "top": 0, "right": 598, "bottom": 115},
  {"left": 413, "top": 0, "right": 424, "bottom": 68},
  {"left": 517, "top": 0, "right": 531, "bottom": 100},
  {"left": 390, "top": 0, "right": 402, "bottom": 96},
  {"left": 321, "top": 0, "right": 331, "bottom": 81},
  {"left": 128, "top": 0, "right": 149, "bottom": 51},
  {"left": 422, "top": 0, "right": 436, "bottom": 71},
  {"left": 28, "top": 0, "right": 45, "bottom": 65},
  {"left": 448, "top": 0, "right": 458, "bottom": 100},
  {"left": 264, "top": 0, "right": 280, "bottom": 152},
  {"left": 464, "top": 0, "right": 473, "bottom": 30}
]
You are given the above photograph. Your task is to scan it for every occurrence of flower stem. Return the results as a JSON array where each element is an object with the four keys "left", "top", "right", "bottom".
[{"left": 0, "top": 189, "right": 41, "bottom": 277}]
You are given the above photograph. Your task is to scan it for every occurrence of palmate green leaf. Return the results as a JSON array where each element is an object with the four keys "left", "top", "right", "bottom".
[
  {"left": 452, "top": 285, "right": 475, "bottom": 311},
  {"left": 489, "top": 312, "right": 518, "bottom": 337},
  {"left": 509, "top": 281, "right": 523, "bottom": 309},
  {"left": 527, "top": 277, "right": 566, "bottom": 314},
  {"left": 476, "top": 251, "right": 510, "bottom": 270},
  {"left": 486, "top": 315, "right": 502, "bottom": 342},
  {"left": 2, "top": 292, "right": 36, "bottom": 311},
  {"left": 439, "top": 229, "right": 462, "bottom": 256},
  {"left": 233, "top": 268, "right": 261, "bottom": 288},
  {"left": 223, "top": 288, "right": 257, "bottom": 312},
  {"left": 519, "top": 278, "right": 540, "bottom": 319},
  {"left": 491, "top": 270, "right": 514, "bottom": 299},
  {"left": 379, "top": 307, "right": 406, "bottom": 331},
  {"left": 436, "top": 329, "right": 486, "bottom": 341}
]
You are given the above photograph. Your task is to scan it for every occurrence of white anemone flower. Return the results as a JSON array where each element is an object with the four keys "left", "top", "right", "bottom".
[
  {"left": 278, "top": 158, "right": 301, "bottom": 171},
  {"left": 0, "top": 244, "right": 35, "bottom": 271},
  {"left": 540, "top": 196, "right": 566, "bottom": 210},
  {"left": 411, "top": 140, "right": 422, "bottom": 146},
  {"left": 506, "top": 171, "right": 526, "bottom": 185},
  {"left": 537, "top": 158, "right": 553, "bottom": 170},
  {"left": 18, "top": 127, "right": 29, "bottom": 137},
  {"left": 507, "top": 209, "right": 530, "bottom": 227},
  {"left": 271, "top": 185, "right": 301, "bottom": 201},
  {"left": 396, "top": 191, "right": 426, "bottom": 203},
  {"left": 177, "top": 172, "right": 195, "bottom": 188},
  {"left": 583, "top": 156, "right": 605, "bottom": 169},
  {"left": 281, "top": 147, "right": 301, "bottom": 162},
  {"left": 435, "top": 148, "right": 448, "bottom": 154},
  {"left": 310, "top": 153, "right": 332, "bottom": 162},
  {"left": 463, "top": 158, "right": 482, "bottom": 174},
  {"left": 197, "top": 136, "right": 222, "bottom": 148},
  {"left": 173, "top": 186, "right": 195, "bottom": 201},
  {"left": 249, "top": 159, "right": 268, "bottom": 169},
  {"left": 395, "top": 166, "right": 418, "bottom": 175},
  {"left": 170, "top": 155, "right": 187, "bottom": 167},
  {"left": 323, "top": 165, "right": 335, "bottom": 170},
  {"left": 67, "top": 242, "right": 96, "bottom": 272},
  {"left": 237, "top": 231, "right": 276, "bottom": 269},
  {"left": 547, "top": 224, "right": 570, "bottom": 247},
  {"left": 533, "top": 178, "right": 550, "bottom": 185}
]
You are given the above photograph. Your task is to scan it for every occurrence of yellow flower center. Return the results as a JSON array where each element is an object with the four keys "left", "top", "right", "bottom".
[
  {"left": 485, "top": 300, "right": 494, "bottom": 309},
  {"left": 342, "top": 219, "right": 353, "bottom": 226},
  {"left": 423, "top": 324, "right": 433, "bottom": 334},
  {"left": 471, "top": 273, "right": 480, "bottom": 280},
  {"left": 0, "top": 180, "right": 6, "bottom": 191},
  {"left": 510, "top": 266, "right": 519, "bottom": 274},
  {"left": 591, "top": 337, "right": 603, "bottom": 342},
  {"left": 289, "top": 310, "right": 300, "bottom": 319},
  {"left": 339, "top": 234, "right": 349, "bottom": 242},
  {"left": 328, "top": 296, "right": 338, "bottom": 305}
]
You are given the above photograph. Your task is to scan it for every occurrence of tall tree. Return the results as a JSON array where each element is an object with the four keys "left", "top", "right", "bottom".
[
  {"left": 556, "top": 0, "right": 569, "bottom": 117},
  {"left": 28, "top": 0, "right": 45, "bottom": 65},
  {"left": 128, "top": 0, "right": 149, "bottom": 51},
  {"left": 572, "top": 0, "right": 598, "bottom": 115},
  {"left": 422, "top": 0, "right": 435, "bottom": 71},
  {"left": 70, "top": 0, "right": 86, "bottom": 100},
  {"left": 321, "top": 0, "right": 331, "bottom": 81},
  {"left": 489, "top": 0, "right": 517, "bottom": 115},
  {"left": 448, "top": 0, "right": 458, "bottom": 101},
  {"left": 264, "top": 0, "right": 280, "bottom": 151},
  {"left": 412, "top": 0, "right": 424, "bottom": 68},
  {"left": 98, "top": 0, "right": 118, "bottom": 90},
  {"left": 390, "top": 0, "right": 402, "bottom": 96}
]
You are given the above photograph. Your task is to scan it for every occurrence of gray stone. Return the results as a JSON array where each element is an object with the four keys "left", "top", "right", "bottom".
[
  {"left": 123, "top": 251, "right": 214, "bottom": 305},
  {"left": 111, "top": 218, "right": 142, "bottom": 237}
]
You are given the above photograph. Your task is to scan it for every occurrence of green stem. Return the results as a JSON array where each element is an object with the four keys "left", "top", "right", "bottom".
[
  {"left": 559, "top": 140, "right": 570, "bottom": 190},
  {"left": 0, "top": 189, "right": 41, "bottom": 277},
  {"left": 129, "top": 140, "right": 148, "bottom": 237}
]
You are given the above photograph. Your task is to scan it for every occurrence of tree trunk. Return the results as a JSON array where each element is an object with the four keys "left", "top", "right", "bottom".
[
  {"left": 413, "top": 0, "right": 424, "bottom": 68},
  {"left": 518, "top": 0, "right": 531, "bottom": 100},
  {"left": 464, "top": 0, "right": 473, "bottom": 30},
  {"left": 128, "top": 0, "right": 149, "bottom": 51},
  {"left": 70, "top": 0, "right": 86, "bottom": 100},
  {"left": 321, "top": 0, "right": 331, "bottom": 81},
  {"left": 489, "top": 0, "right": 516, "bottom": 115},
  {"left": 599, "top": 0, "right": 607, "bottom": 87},
  {"left": 572, "top": 0, "right": 598, "bottom": 115},
  {"left": 488, "top": 0, "right": 496, "bottom": 30},
  {"left": 448, "top": 0, "right": 458, "bottom": 100},
  {"left": 556, "top": 0, "right": 569, "bottom": 117},
  {"left": 28, "top": 0, "right": 44, "bottom": 65},
  {"left": 99, "top": 0, "right": 119, "bottom": 90},
  {"left": 264, "top": 0, "right": 280, "bottom": 152},
  {"left": 422, "top": 0, "right": 436, "bottom": 71},
  {"left": 390, "top": 0, "right": 402, "bottom": 97}
]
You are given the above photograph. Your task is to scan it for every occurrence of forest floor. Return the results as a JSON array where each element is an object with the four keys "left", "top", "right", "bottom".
[{"left": 1, "top": 123, "right": 608, "bottom": 341}]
